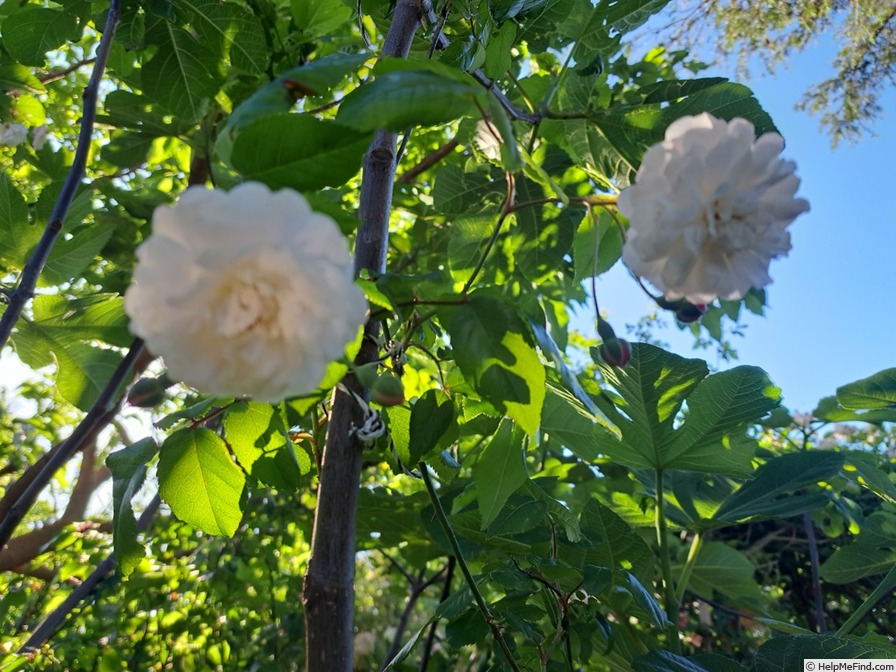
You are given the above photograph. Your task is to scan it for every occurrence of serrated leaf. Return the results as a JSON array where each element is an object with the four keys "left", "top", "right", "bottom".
[
  {"left": 445, "top": 295, "right": 546, "bottom": 435},
  {"left": 142, "top": 22, "right": 224, "bottom": 122},
  {"left": 2, "top": 7, "right": 81, "bottom": 66},
  {"left": 575, "top": 499, "right": 654, "bottom": 585},
  {"left": 158, "top": 428, "right": 245, "bottom": 536},
  {"left": 177, "top": 0, "right": 266, "bottom": 74},
  {"left": 433, "top": 165, "right": 504, "bottom": 216},
  {"left": 107, "top": 438, "right": 158, "bottom": 576},
  {"left": 713, "top": 451, "right": 845, "bottom": 523},
  {"left": 337, "top": 69, "right": 481, "bottom": 131},
  {"left": 475, "top": 420, "right": 528, "bottom": 529},
  {"left": 595, "top": 343, "right": 708, "bottom": 470},
  {"left": 662, "top": 366, "right": 780, "bottom": 472},
  {"left": 231, "top": 115, "right": 370, "bottom": 191},
  {"left": 41, "top": 224, "right": 114, "bottom": 286},
  {"left": 837, "top": 368, "right": 896, "bottom": 411}
]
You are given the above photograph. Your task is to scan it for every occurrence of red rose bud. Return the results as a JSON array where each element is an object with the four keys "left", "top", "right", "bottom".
[
  {"left": 675, "top": 302, "right": 708, "bottom": 324},
  {"left": 599, "top": 338, "right": 631, "bottom": 367},
  {"left": 371, "top": 373, "right": 405, "bottom": 407}
]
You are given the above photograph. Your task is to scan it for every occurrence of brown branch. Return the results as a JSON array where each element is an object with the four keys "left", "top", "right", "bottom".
[
  {"left": 302, "top": 2, "right": 424, "bottom": 671},
  {"left": 397, "top": 139, "right": 460, "bottom": 183},
  {"left": 19, "top": 495, "right": 162, "bottom": 653},
  {"left": 38, "top": 57, "right": 98, "bottom": 84},
  {"left": 0, "top": 339, "right": 146, "bottom": 555},
  {"left": 0, "top": 440, "right": 112, "bottom": 572}
]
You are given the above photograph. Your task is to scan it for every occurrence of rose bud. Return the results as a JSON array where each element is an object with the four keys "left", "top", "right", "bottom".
[
  {"left": 371, "top": 373, "right": 405, "bottom": 407},
  {"left": 675, "top": 302, "right": 708, "bottom": 324}
]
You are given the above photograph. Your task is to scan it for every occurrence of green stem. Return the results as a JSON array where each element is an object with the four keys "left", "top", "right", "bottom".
[
  {"left": 836, "top": 563, "right": 896, "bottom": 637},
  {"left": 420, "top": 463, "right": 521, "bottom": 672},
  {"left": 460, "top": 174, "right": 515, "bottom": 295},
  {"left": 655, "top": 469, "right": 681, "bottom": 653},
  {"left": 674, "top": 532, "right": 703, "bottom": 607}
]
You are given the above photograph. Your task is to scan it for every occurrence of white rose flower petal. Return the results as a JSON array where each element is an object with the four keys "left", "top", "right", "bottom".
[
  {"left": 0, "top": 122, "right": 28, "bottom": 146},
  {"left": 618, "top": 112, "right": 810, "bottom": 304},
  {"left": 125, "top": 182, "right": 368, "bottom": 402}
]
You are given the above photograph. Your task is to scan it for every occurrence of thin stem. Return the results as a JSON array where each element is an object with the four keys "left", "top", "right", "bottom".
[
  {"left": 674, "top": 532, "right": 703, "bottom": 606},
  {"left": 418, "top": 557, "right": 455, "bottom": 672},
  {"left": 836, "top": 564, "right": 896, "bottom": 637},
  {"left": 420, "top": 463, "right": 522, "bottom": 672},
  {"left": 803, "top": 510, "right": 828, "bottom": 633},
  {"left": 655, "top": 469, "right": 681, "bottom": 653},
  {"left": 0, "top": 0, "right": 121, "bottom": 352},
  {"left": 19, "top": 494, "right": 162, "bottom": 652},
  {"left": 460, "top": 172, "right": 515, "bottom": 294},
  {"left": 0, "top": 338, "right": 145, "bottom": 553}
]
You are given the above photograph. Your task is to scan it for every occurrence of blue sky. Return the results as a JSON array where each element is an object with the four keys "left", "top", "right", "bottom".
[{"left": 594, "top": 34, "right": 896, "bottom": 413}]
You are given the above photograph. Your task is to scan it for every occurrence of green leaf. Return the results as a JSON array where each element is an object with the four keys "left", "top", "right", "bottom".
[
  {"left": 445, "top": 295, "right": 546, "bottom": 435},
  {"left": 142, "top": 22, "right": 224, "bottom": 122},
  {"left": 337, "top": 69, "right": 481, "bottom": 131},
  {"left": 158, "top": 428, "right": 246, "bottom": 537},
  {"left": 541, "top": 385, "right": 611, "bottom": 462},
  {"left": 41, "top": 224, "right": 114, "bottom": 287},
  {"left": 0, "top": 172, "right": 38, "bottom": 267},
  {"left": 107, "top": 438, "right": 158, "bottom": 576},
  {"left": 837, "top": 368, "right": 896, "bottom": 411},
  {"left": 684, "top": 542, "right": 764, "bottom": 606},
  {"left": 662, "top": 366, "right": 780, "bottom": 472},
  {"left": 14, "top": 295, "right": 131, "bottom": 410},
  {"left": 573, "top": 209, "right": 623, "bottom": 281},
  {"left": 2, "top": 7, "right": 80, "bottom": 66},
  {"left": 176, "top": 0, "right": 267, "bottom": 74},
  {"left": 595, "top": 0, "right": 672, "bottom": 34},
  {"left": 231, "top": 115, "right": 371, "bottom": 191},
  {"left": 474, "top": 420, "right": 528, "bottom": 529},
  {"left": 292, "top": 0, "right": 353, "bottom": 35},
  {"left": 575, "top": 499, "right": 654, "bottom": 585},
  {"left": 483, "top": 21, "right": 517, "bottom": 78},
  {"left": 409, "top": 390, "right": 455, "bottom": 464},
  {"left": 447, "top": 214, "right": 494, "bottom": 283},
  {"left": 820, "top": 511, "right": 896, "bottom": 583},
  {"left": 433, "top": 165, "right": 505, "bottom": 216},
  {"left": 595, "top": 343, "right": 708, "bottom": 470},
  {"left": 625, "top": 572, "right": 670, "bottom": 627},
  {"left": 846, "top": 452, "right": 896, "bottom": 506},
  {"left": 754, "top": 635, "right": 896, "bottom": 672},
  {"left": 713, "top": 451, "right": 845, "bottom": 523},
  {"left": 223, "top": 401, "right": 277, "bottom": 472}
]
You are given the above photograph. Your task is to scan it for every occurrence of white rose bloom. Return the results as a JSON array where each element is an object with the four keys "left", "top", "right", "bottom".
[
  {"left": 0, "top": 122, "right": 28, "bottom": 146},
  {"left": 619, "top": 113, "right": 809, "bottom": 304},
  {"left": 125, "top": 182, "right": 368, "bottom": 402}
]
